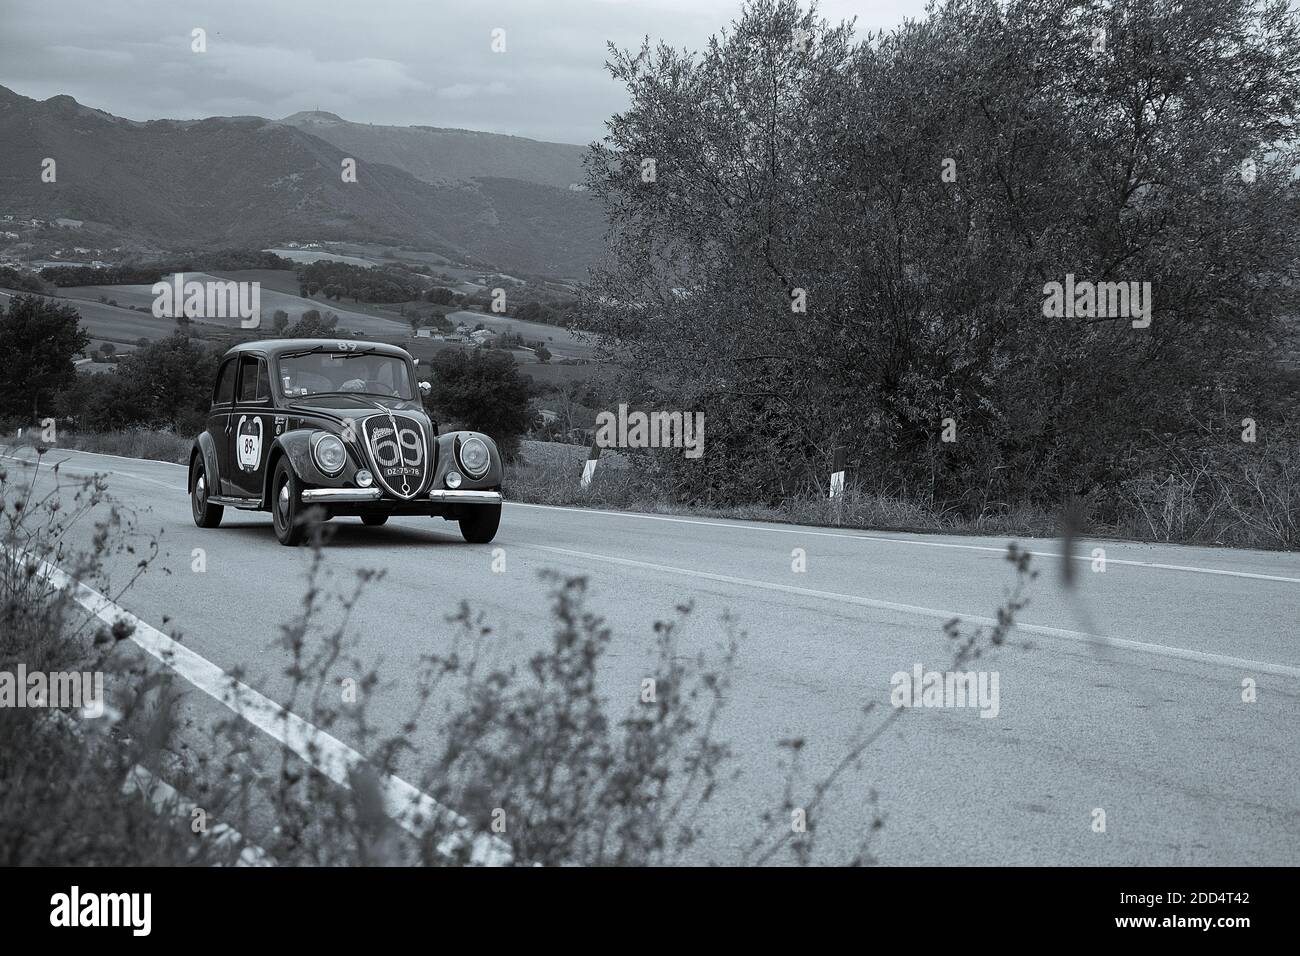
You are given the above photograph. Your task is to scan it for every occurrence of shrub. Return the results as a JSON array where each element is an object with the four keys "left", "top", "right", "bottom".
[
  {"left": 286, "top": 309, "right": 338, "bottom": 337},
  {"left": 426, "top": 349, "right": 532, "bottom": 458},
  {"left": 0, "top": 294, "right": 89, "bottom": 422},
  {"left": 0, "top": 267, "right": 46, "bottom": 294},
  {"left": 0, "top": 453, "right": 221, "bottom": 865},
  {"left": 55, "top": 332, "right": 218, "bottom": 433}
]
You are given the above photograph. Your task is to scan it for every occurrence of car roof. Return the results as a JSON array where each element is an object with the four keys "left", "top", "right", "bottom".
[{"left": 221, "top": 339, "right": 413, "bottom": 361}]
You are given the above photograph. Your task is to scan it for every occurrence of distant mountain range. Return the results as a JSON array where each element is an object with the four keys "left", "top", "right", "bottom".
[
  {"left": 277, "top": 110, "right": 588, "bottom": 189},
  {"left": 0, "top": 86, "right": 604, "bottom": 278}
]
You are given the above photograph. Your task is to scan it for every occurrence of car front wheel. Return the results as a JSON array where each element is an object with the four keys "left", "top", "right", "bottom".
[
  {"left": 272, "top": 459, "right": 310, "bottom": 546},
  {"left": 458, "top": 503, "right": 501, "bottom": 544},
  {"left": 191, "top": 456, "right": 223, "bottom": 528}
]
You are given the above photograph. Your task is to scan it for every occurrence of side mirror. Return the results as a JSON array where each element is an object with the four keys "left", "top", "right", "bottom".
[
  {"left": 413, "top": 358, "right": 421, "bottom": 366},
  {"left": 418, "top": 381, "right": 432, "bottom": 395}
]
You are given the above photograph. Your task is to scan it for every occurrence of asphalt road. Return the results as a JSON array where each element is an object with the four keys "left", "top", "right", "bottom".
[{"left": 6, "top": 445, "right": 1299, "bottom": 865}]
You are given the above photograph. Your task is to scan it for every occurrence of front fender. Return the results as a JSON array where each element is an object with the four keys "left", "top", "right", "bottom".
[
  {"left": 189, "top": 432, "right": 220, "bottom": 493},
  {"left": 432, "top": 431, "right": 503, "bottom": 490},
  {"left": 262, "top": 428, "right": 359, "bottom": 504}
]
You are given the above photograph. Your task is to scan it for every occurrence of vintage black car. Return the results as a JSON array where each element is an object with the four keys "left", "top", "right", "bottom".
[{"left": 188, "top": 339, "right": 502, "bottom": 545}]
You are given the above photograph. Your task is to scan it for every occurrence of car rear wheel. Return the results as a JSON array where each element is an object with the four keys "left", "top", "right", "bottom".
[
  {"left": 191, "top": 456, "right": 223, "bottom": 528},
  {"left": 272, "top": 459, "right": 311, "bottom": 546},
  {"left": 361, "top": 514, "right": 389, "bottom": 527},
  {"left": 458, "top": 503, "right": 501, "bottom": 544}
]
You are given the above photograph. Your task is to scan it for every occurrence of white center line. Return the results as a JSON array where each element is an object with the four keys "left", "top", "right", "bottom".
[
  {"left": 0, "top": 449, "right": 186, "bottom": 492},
  {"left": 509, "top": 502, "right": 1300, "bottom": 585},
  {"left": 522, "top": 543, "right": 1300, "bottom": 679}
]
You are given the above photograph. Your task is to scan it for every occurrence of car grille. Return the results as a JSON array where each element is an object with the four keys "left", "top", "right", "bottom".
[{"left": 360, "top": 413, "right": 430, "bottom": 499}]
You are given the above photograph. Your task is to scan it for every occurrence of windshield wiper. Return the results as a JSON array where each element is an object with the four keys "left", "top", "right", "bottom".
[{"left": 280, "top": 347, "right": 382, "bottom": 360}]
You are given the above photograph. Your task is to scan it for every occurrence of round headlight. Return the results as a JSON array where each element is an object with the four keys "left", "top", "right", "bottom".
[
  {"left": 314, "top": 434, "right": 347, "bottom": 475},
  {"left": 356, "top": 469, "right": 374, "bottom": 488},
  {"left": 458, "top": 436, "right": 490, "bottom": 477},
  {"left": 445, "top": 471, "right": 462, "bottom": 489}
]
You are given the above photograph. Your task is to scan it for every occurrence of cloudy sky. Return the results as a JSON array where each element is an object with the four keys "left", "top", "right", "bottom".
[{"left": 0, "top": 0, "right": 926, "bottom": 145}]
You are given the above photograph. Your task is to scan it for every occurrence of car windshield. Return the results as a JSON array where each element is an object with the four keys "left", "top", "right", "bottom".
[{"left": 277, "top": 350, "right": 415, "bottom": 401}]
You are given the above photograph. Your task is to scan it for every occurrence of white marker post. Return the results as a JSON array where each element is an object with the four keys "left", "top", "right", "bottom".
[
  {"left": 580, "top": 442, "right": 601, "bottom": 488},
  {"left": 828, "top": 445, "right": 846, "bottom": 500}
]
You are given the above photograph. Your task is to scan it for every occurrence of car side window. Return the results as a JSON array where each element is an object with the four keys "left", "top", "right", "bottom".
[
  {"left": 213, "top": 359, "right": 236, "bottom": 407},
  {"left": 237, "top": 356, "right": 270, "bottom": 404}
]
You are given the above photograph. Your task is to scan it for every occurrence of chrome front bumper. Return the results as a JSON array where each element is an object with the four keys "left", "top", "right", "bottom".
[
  {"left": 301, "top": 488, "right": 382, "bottom": 503},
  {"left": 429, "top": 489, "right": 502, "bottom": 503},
  {"left": 299, "top": 488, "right": 501, "bottom": 504}
]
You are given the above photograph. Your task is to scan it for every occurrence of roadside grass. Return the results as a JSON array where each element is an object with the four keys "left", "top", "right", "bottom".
[
  {"left": 1, "top": 446, "right": 1038, "bottom": 866},
  {"left": 1114, "top": 452, "right": 1300, "bottom": 549},
  {"left": 507, "top": 440, "right": 1300, "bottom": 549},
  {"left": 506, "top": 442, "right": 1066, "bottom": 539},
  {"left": 11, "top": 428, "right": 191, "bottom": 465}
]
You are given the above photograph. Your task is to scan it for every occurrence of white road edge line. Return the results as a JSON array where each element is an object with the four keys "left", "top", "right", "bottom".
[
  {"left": 23, "top": 551, "right": 511, "bottom": 866},
  {"left": 525, "top": 544, "right": 1300, "bottom": 680},
  {"left": 122, "top": 764, "right": 273, "bottom": 867},
  {"left": 0, "top": 448, "right": 186, "bottom": 493},
  {"left": 1, "top": 445, "right": 187, "bottom": 469},
  {"left": 510, "top": 503, "right": 1300, "bottom": 585}
]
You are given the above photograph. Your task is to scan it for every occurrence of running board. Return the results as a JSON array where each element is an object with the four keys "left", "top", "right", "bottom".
[{"left": 209, "top": 495, "right": 263, "bottom": 510}]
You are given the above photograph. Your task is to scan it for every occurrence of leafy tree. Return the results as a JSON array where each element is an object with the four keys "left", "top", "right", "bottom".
[
  {"left": 535, "top": 343, "right": 552, "bottom": 364},
  {"left": 0, "top": 295, "right": 89, "bottom": 422},
  {"left": 0, "top": 268, "right": 46, "bottom": 294},
  {"left": 515, "top": 301, "right": 543, "bottom": 322},
  {"left": 296, "top": 262, "right": 422, "bottom": 303},
  {"left": 583, "top": 0, "right": 1300, "bottom": 510},
  {"left": 57, "top": 333, "right": 218, "bottom": 434},
  {"left": 272, "top": 310, "right": 290, "bottom": 333},
  {"left": 426, "top": 349, "right": 532, "bottom": 458},
  {"left": 286, "top": 309, "right": 339, "bottom": 337}
]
